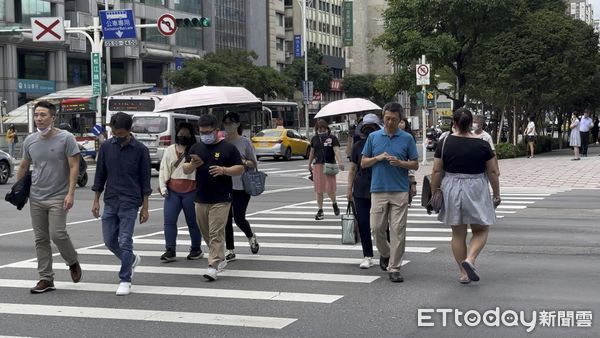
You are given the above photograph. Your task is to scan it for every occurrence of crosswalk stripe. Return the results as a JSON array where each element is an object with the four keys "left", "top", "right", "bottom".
[
  {"left": 236, "top": 223, "right": 451, "bottom": 230},
  {"left": 0, "top": 279, "right": 342, "bottom": 304},
  {"left": 0, "top": 303, "right": 296, "bottom": 329},
  {"left": 132, "top": 239, "right": 436, "bottom": 253},
  {"left": 262, "top": 169, "right": 308, "bottom": 174},
  {"left": 229, "top": 232, "right": 450, "bottom": 241},
  {"left": 76, "top": 249, "right": 409, "bottom": 267},
  {"left": 7, "top": 262, "right": 381, "bottom": 284}
]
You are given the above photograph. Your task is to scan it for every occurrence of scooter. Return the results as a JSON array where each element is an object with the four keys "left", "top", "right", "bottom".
[
  {"left": 426, "top": 128, "right": 439, "bottom": 152},
  {"left": 77, "top": 144, "right": 88, "bottom": 187}
]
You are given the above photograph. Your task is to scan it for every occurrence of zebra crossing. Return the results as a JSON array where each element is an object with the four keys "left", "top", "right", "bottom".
[{"left": 0, "top": 188, "right": 563, "bottom": 332}]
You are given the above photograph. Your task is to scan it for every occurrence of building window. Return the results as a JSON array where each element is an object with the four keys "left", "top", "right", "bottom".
[
  {"left": 276, "top": 38, "right": 284, "bottom": 51},
  {"left": 277, "top": 13, "right": 284, "bottom": 27},
  {"left": 15, "top": 0, "right": 51, "bottom": 24},
  {"left": 140, "top": 0, "right": 166, "bottom": 6},
  {"left": 174, "top": 1, "right": 201, "bottom": 14},
  {"left": 67, "top": 59, "right": 90, "bottom": 87},
  {"left": 176, "top": 27, "right": 203, "bottom": 49},
  {"left": 285, "top": 0, "right": 293, "bottom": 6},
  {"left": 141, "top": 19, "right": 169, "bottom": 45},
  {"left": 215, "top": 0, "right": 246, "bottom": 50}
]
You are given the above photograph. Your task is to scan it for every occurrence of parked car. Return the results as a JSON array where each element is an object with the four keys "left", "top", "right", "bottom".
[
  {"left": 252, "top": 127, "right": 311, "bottom": 161},
  {"left": 130, "top": 112, "right": 201, "bottom": 171},
  {"left": 0, "top": 149, "right": 15, "bottom": 185}
]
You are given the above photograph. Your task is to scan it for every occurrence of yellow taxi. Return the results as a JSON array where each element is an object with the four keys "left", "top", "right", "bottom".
[{"left": 252, "top": 127, "right": 311, "bottom": 161}]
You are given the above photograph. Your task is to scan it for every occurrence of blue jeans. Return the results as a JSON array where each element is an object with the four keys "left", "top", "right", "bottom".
[
  {"left": 353, "top": 196, "right": 374, "bottom": 257},
  {"left": 8, "top": 142, "right": 15, "bottom": 158},
  {"left": 164, "top": 189, "right": 201, "bottom": 252},
  {"left": 102, "top": 204, "right": 138, "bottom": 283}
]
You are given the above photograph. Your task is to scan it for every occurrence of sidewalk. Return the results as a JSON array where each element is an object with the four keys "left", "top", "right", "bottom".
[{"left": 338, "top": 144, "right": 600, "bottom": 189}]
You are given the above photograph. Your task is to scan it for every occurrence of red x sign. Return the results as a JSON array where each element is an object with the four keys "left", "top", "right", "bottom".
[{"left": 31, "top": 17, "right": 65, "bottom": 42}]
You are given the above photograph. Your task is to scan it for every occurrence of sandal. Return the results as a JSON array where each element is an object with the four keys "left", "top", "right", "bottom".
[
  {"left": 459, "top": 275, "right": 471, "bottom": 284},
  {"left": 461, "top": 260, "right": 480, "bottom": 282}
]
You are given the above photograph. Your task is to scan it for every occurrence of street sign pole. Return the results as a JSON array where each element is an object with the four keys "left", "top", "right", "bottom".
[
  {"left": 92, "top": 17, "right": 103, "bottom": 127},
  {"left": 105, "top": 0, "right": 112, "bottom": 104},
  {"left": 421, "top": 55, "right": 428, "bottom": 165}
]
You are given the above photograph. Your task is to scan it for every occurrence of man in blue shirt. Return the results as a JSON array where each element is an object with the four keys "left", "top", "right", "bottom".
[
  {"left": 92, "top": 112, "right": 152, "bottom": 295},
  {"left": 361, "top": 102, "right": 419, "bottom": 283}
]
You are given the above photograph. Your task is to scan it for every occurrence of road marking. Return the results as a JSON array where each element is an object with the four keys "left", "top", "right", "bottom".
[
  {"left": 77, "top": 249, "right": 410, "bottom": 266},
  {"left": 233, "top": 223, "right": 452, "bottom": 231},
  {"left": 6, "top": 262, "right": 380, "bottom": 284},
  {"left": 229, "top": 232, "right": 451, "bottom": 241},
  {"left": 261, "top": 186, "right": 315, "bottom": 195},
  {"left": 262, "top": 169, "right": 309, "bottom": 174},
  {"left": 0, "top": 279, "right": 342, "bottom": 304},
  {"left": 0, "top": 229, "right": 32, "bottom": 238},
  {"left": 0, "top": 303, "right": 296, "bottom": 329},
  {"left": 132, "top": 239, "right": 436, "bottom": 253}
]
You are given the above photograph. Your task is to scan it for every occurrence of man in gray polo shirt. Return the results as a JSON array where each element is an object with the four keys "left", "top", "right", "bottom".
[{"left": 16, "top": 100, "right": 82, "bottom": 293}]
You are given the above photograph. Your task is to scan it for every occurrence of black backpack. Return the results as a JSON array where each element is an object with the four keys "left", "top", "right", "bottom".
[{"left": 5, "top": 171, "right": 32, "bottom": 210}]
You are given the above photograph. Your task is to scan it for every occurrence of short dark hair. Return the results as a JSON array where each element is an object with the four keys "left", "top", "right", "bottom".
[
  {"left": 223, "top": 112, "right": 243, "bottom": 135},
  {"left": 110, "top": 112, "right": 133, "bottom": 131},
  {"left": 34, "top": 100, "right": 57, "bottom": 116},
  {"left": 382, "top": 102, "right": 403, "bottom": 118},
  {"left": 314, "top": 119, "right": 330, "bottom": 133},
  {"left": 453, "top": 108, "right": 473, "bottom": 133},
  {"left": 199, "top": 113, "right": 218, "bottom": 129}
]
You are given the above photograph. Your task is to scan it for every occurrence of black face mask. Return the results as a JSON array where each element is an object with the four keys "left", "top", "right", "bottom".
[
  {"left": 361, "top": 126, "right": 377, "bottom": 138},
  {"left": 176, "top": 136, "right": 194, "bottom": 145},
  {"left": 114, "top": 136, "right": 128, "bottom": 145}
]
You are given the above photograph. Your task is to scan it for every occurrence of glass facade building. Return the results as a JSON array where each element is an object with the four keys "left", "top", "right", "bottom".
[{"left": 215, "top": 0, "right": 246, "bottom": 50}]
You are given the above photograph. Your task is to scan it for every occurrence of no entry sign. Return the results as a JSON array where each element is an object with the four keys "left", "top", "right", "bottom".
[
  {"left": 31, "top": 17, "right": 65, "bottom": 42},
  {"left": 416, "top": 63, "right": 430, "bottom": 86},
  {"left": 157, "top": 13, "right": 177, "bottom": 37}
]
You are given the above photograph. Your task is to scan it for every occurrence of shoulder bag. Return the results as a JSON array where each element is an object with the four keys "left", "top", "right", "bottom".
[
  {"left": 320, "top": 137, "right": 339, "bottom": 176},
  {"left": 341, "top": 200, "right": 359, "bottom": 244},
  {"left": 427, "top": 136, "right": 447, "bottom": 214},
  {"left": 242, "top": 167, "right": 268, "bottom": 196}
]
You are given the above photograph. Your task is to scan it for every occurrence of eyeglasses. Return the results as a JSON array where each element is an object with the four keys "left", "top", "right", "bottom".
[{"left": 198, "top": 129, "right": 216, "bottom": 135}]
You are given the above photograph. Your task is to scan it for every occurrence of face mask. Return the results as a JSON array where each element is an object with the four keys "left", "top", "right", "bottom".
[
  {"left": 472, "top": 123, "right": 480, "bottom": 131},
  {"left": 176, "top": 135, "right": 193, "bottom": 145},
  {"left": 361, "top": 127, "right": 377, "bottom": 139},
  {"left": 200, "top": 133, "right": 216, "bottom": 144},
  {"left": 37, "top": 126, "right": 52, "bottom": 136},
  {"left": 114, "top": 136, "right": 128, "bottom": 145},
  {"left": 318, "top": 132, "right": 328, "bottom": 138}
]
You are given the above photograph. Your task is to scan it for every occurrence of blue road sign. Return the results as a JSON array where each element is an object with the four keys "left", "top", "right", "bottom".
[
  {"left": 175, "top": 57, "right": 184, "bottom": 71},
  {"left": 91, "top": 124, "right": 104, "bottom": 137},
  {"left": 99, "top": 10, "right": 137, "bottom": 42},
  {"left": 294, "top": 35, "right": 302, "bottom": 58}
]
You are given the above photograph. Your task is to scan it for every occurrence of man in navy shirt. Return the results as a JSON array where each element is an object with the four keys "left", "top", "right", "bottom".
[
  {"left": 92, "top": 112, "right": 152, "bottom": 295},
  {"left": 361, "top": 103, "right": 419, "bottom": 283}
]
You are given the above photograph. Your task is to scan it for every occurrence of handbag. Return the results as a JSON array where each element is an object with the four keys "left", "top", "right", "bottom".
[
  {"left": 241, "top": 168, "right": 268, "bottom": 196},
  {"left": 426, "top": 136, "right": 447, "bottom": 214},
  {"left": 324, "top": 163, "right": 339, "bottom": 176},
  {"left": 5, "top": 171, "right": 32, "bottom": 210},
  {"left": 341, "top": 200, "right": 359, "bottom": 244}
]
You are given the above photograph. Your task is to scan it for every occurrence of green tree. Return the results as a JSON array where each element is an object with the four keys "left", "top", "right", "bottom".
[
  {"left": 283, "top": 47, "right": 332, "bottom": 93},
  {"left": 343, "top": 74, "right": 395, "bottom": 107},
  {"left": 165, "top": 49, "right": 293, "bottom": 99}
]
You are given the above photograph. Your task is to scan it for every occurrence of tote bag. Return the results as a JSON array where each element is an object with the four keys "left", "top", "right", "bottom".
[{"left": 241, "top": 168, "right": 268, "bottom": 196}]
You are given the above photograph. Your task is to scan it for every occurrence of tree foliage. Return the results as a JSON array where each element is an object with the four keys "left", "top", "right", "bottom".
[
  {"left": 283, "top": 48, "right": 332, "bottom": 93},
  {"left": 165, "top": 49, "right": 294, "bottom": 99},
  {"left": 343, "top": 74, "right": 395, "bottom": 107}
]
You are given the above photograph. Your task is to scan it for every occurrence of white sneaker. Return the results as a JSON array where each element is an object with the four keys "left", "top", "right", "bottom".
[
  {"left": 131, "top": 254, "right": 141, "bottom": 279},
  {"left": 359, "top": 257, "right": 374, "bottom": 269},
  {"left": 217, "top": 260, "right": 227, "bottom": 272},
  {"left": 116, "top": 282, "right": 131, "bottom": 296},
  {"left": 203, "top": 267, "right": 218, "bottom": 281}
]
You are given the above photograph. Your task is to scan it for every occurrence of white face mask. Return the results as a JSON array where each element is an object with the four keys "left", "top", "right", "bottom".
[
  {"left": 472, "top": 123, "right": 480, "bottom": 131},
  {"left": 37, "top": 126, "right": 52, "bottom": 136}
]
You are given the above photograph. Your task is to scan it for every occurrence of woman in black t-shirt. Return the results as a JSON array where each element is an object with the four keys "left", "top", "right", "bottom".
[
  {"left": 429, "top": 108, "right": 500, "bottom": 284},
  {"left": 307, "top": 119, "right": 344, "bottom": 220}
]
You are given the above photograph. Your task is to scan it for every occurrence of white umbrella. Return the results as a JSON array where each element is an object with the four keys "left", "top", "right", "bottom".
[
  {"left": 154, "top": 86, "right": 260, "bottom": 112},
  {"left": 314, "top": 98, "right": 381, "bottom": 119}
]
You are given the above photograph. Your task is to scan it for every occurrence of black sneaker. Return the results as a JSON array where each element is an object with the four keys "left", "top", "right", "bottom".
[
  {"left": 30, "top": 280, "right": 56, "bottom": 294},
  {"left": 249, "top": 234, "right": 260, "bottom": 254},
  {"left": 379, "top": 256, "right": 390, "bottom": 271},
  {"left": 332, "top": 203, "right": 340, "bottom": 216},
  {"left": 225, "top": 250, "right": 237, "bottom": 261},
  {"left": 186, "top": 250, "right": 203, "bottom": 260},
  {"left": 160, "top": 249, "right": 176, "bottom": 263},
  {"left": 315, "top": 209, "right": 324, "bottom": 220}
]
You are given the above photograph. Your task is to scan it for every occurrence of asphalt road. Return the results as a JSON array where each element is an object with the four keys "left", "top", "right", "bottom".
[{"left": 0, "top": 155, "right": 598, "bottom": 338}]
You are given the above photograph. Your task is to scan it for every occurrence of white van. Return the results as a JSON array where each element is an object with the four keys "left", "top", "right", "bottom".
[{"left": 130, "top": 112, "right": 200, "bottom": 170}]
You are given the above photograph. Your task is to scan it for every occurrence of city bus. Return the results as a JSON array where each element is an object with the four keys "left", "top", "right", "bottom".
[
  {"left": 56, "top": 98, "right": 97, "bottom": 157},
  {"left": 262, "top": 101, "right": 299, "bottom": 129}
]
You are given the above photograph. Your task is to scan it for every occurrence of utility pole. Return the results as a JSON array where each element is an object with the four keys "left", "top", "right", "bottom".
[
  {"left": 299, "top": 0, "right": 311, "bottom": 138},
  {"left": 105, "top": 0, "right": 112, "bottom": 101},
  {"left": 421, "top": 55, "right": 428, "bottom": 165}
]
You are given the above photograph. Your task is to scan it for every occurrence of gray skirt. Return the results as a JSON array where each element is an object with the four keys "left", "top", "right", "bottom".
[{"left": 437, "top": 172, "right": 496, "bottom": 226}]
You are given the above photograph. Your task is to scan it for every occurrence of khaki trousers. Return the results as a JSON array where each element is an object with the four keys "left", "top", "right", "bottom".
[
  {"left": 30, "top": 199, "right": 78, "bottom": 281},
  {"left": 195, "top": 202, "right": 231, "bottom": 267},
  {"left": 370, "top": 192, "right": 409, "bottom": 273}
]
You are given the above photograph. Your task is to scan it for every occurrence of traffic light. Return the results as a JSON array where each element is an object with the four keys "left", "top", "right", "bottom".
[{"left": 176, "top": 17, "right": 211, "bottom": 28}]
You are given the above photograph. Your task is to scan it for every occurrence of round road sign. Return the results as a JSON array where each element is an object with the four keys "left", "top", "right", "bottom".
[
  {"left": 157, "top": 13, "right": 177, "bottom": 37},
  {"left": 417, "top": 64, "right": 429, "bottom": 77}
]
